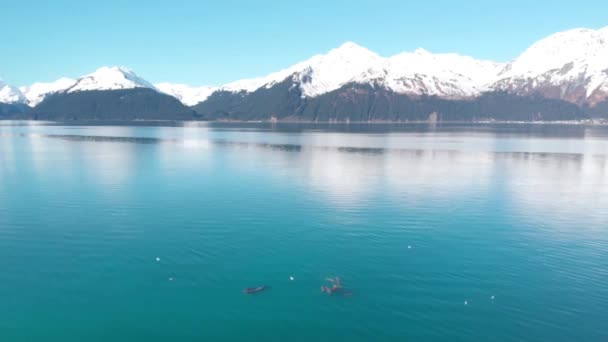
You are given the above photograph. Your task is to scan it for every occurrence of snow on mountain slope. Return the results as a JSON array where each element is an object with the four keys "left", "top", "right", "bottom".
[
  {"left": 65, "top": 66, "right": 156, "bottom": 93},
  {"left": 353, "top": 48, "right": 504, "bottom": 98},
  {"left": 155, "top": 83, "right": 217, "bottom": 106},
  {"left": 220, "top": 42, "right": 503, "bottom": 98},
  {"left": 493, "top": 26, "right": 608, "bottom": 105},
  {"left": 221, "top": 42, "right": 383, "bottom": 97},
  {"left": 19, "top": 77, "right": 75, "bottom": 107},
  {"left": 0, "top": 79, "right": 25, "bottom": 104}
]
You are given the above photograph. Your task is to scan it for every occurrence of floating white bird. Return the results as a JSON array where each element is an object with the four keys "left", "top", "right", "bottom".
[
  {"left": 464, "top": 300, "right": 468, "bottom": 305},
  {"left": 289, "top": 276, "right": 295, "bottom": 281},
  {"left": 491, "top": 295, "right": 495, "bottom": 300},
  {"left": 407, "top": 245, "right": 412, "bottom": 249},
  {"left": 169, "top": 277, "right": 173, "bottom": 281},
  {"left": 156, "top": 257, "right": 160, "bottom": 262}
]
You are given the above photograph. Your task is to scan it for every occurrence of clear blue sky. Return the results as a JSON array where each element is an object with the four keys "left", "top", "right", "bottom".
[{"left": 2, "top": 0, "right": 607, "bottom": 86}]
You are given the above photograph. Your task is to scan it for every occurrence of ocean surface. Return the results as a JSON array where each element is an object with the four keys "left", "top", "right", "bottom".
[{"left": 0, "top": 121, "right": 607, "bottom": 341}]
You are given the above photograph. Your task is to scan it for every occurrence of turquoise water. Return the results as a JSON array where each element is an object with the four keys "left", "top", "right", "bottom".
[{"left": 1, "top": 121, "right": 607, "bottom": 341}]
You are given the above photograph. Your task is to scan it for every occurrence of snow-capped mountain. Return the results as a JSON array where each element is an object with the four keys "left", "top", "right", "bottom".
[
  {"left": 0, "top": 79, "right": 25, "bottom": 104},
  {"left": 493, "top": 26, "right": 608, "bottom": 105},
  {"left": 19, "top": 77, "right": 75, "bottom": 107},
  {"left": 218, "top": 42, "right": 503, "bottom": 99},
  {"left": 221, "top": 42, "right": 383, "bottom": 97},
  {"left": 65, "top": 66, "right": 156, "bottom": 93},
  {"left": 155, "top": 83, "right": 217, "bottom": 106},
  {"left": 353, "top": 48, "right": 503, "bottom": 98},
  {"left": 5, "top": 25, "right": 608, "bottom": 116},
  {"left": 157, "top": 42, "right": 388, "bottom": 105},
  {"left": 31, "top": 68, "right": 193, "bottom": 120},
  {"left": 8, "top": 67, "right": 157, "bottom": 107}
]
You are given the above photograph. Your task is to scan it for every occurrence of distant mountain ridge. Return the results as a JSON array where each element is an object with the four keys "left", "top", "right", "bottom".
[
  {"left": 213, "top": 43, "right": 506, "bottom": 102},
  {"left": 194, "top": 80, "right": 586, "bottom": 122},
  {"left": 2, "top": 26, "right": 608, "bottom": 121}
]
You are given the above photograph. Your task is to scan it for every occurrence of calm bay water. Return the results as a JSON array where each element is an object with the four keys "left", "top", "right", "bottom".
[{"left": 0, "top": 121, "right": 607, "bottom": 341}]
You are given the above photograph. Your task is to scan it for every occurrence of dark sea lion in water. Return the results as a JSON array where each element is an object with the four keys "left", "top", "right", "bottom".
[{"left": 243, "top": 285, "right": 269, "bottom": 294}]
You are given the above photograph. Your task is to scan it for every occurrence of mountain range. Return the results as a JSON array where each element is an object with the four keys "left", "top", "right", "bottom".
[{"left": 1, "top": 26, "right": 607, "bottom": 121}]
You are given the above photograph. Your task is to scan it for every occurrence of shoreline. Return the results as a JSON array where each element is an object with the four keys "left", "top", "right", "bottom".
[
  {"left": 1, "top": 118, "right": 607, "bottom": 126},
  {"left": 0, "top": 118, "right": 608, "bottom": 127},
  {"left": 211, "top": 119, "right": 608, "bottom": 126}
]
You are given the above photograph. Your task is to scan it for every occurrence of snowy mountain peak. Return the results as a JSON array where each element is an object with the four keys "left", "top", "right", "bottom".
[
  {"left": 66, "top": 66, "right": 156, "bottom": 93},
  {"left": 348, "top": 50, "right": 505, "bottom": 98},
  {"left": 293, "top": 42, "right": 382, "bottom": 97},
  {"left": 494, "top": 26, "right": 608, "bottom": 104},
  {"left": 0, "top": 79, "right": 25, "bottom": 104},
  {"left": 330, "top": 41, "right": 378, "bottom": 57},
  {"left": 219, "top": 42, "right": 503, "bottom": 99},
  {"left": 413, "top": 48, "right": 430, "bottom": 55},
  {"left": 336, "top": 41, "right": 363, "bottom": 49},
  {"left": 222, "top": 41, "right": 383, "bottom": 97},
  {"left": 499, "top": 27, "right": 608, "bottom": 78}
]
